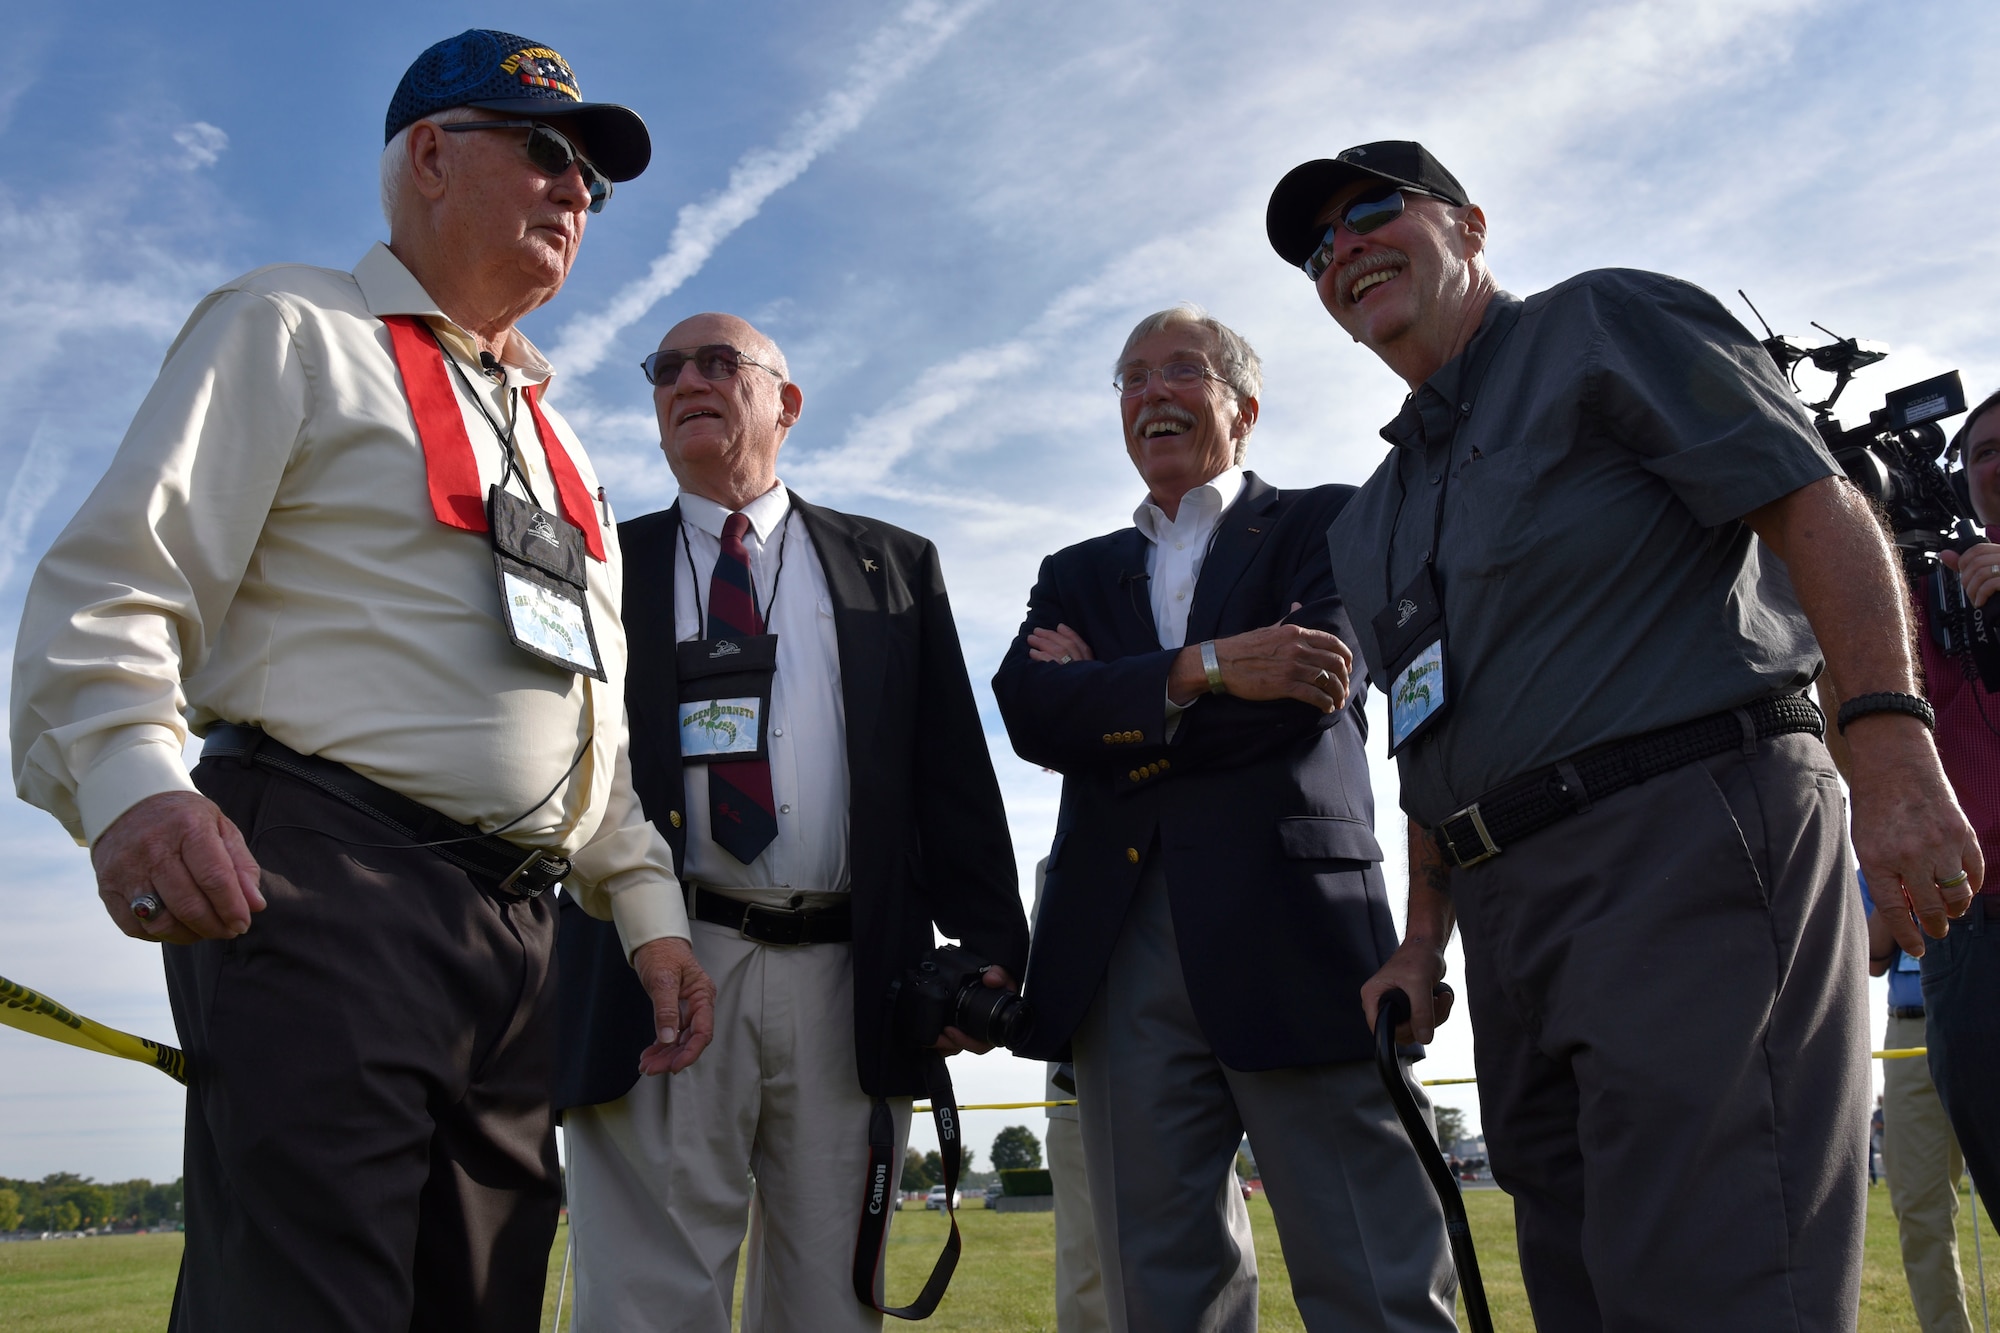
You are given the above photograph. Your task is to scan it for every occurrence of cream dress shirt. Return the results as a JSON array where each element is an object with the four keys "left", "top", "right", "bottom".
[
  {"left": 674, "top": 485, "right": 851, "bottom": 894},
  {"left": 11, "top": 243, "right": 688, "bottom": 954}
]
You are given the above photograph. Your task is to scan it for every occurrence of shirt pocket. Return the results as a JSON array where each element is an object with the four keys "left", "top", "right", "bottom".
[{"left": 1441, "top": 442, "right": 1546, "bottom": 580}]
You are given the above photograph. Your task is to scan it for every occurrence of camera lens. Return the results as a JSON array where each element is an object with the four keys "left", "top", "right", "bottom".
[{"left": 954, "top": 984, "right": 1030, "bottom": 1050}]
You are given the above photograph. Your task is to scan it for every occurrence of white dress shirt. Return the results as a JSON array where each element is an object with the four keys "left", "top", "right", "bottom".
[
  {"left": 674, "top": 484, "right": 851, "bottom": 893},
  {"left": 11, "top": 242, "right": 687, "bottom": 954},
  {"left": 1134, "top": 465, "right": 1246, "bottom": 649}
]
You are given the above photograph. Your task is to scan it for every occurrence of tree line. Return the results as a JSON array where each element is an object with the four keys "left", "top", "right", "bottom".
[{"left": 0, "top": 1174, "right": 184, "bottom": 1233}]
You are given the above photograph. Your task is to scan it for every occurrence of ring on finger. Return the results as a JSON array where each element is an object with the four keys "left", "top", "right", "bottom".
[
  {"left": 1314, "top": 668, "right": 1332, "bottom": 685},
  {"left": 129, "top": 893, "right": 164, "bottom": 921},
  {"left": 1059, "top": 654, "right": 1073, "bottom": 665},
  {"left": 1938, "top": 869, "right": 1972, "bottom": 890}
]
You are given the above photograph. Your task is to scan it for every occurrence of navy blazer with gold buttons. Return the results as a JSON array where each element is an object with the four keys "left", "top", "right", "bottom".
[{"left": 992, "top": 473, "right": 1395, "bottom": 1070}]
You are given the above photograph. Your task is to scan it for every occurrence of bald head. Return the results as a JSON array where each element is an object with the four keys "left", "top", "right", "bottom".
[{"left": 651, "top": 313, "right": 803, "bottom": 512}]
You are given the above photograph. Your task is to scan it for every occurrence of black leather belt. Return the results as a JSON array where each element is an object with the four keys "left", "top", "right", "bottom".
[
  {"left": 687, "top": 884, "right": 851, "bottom": 946},
  {"left": 1433, "top": 694, "right": 1825, "bottom": 869},
  {"left": 200, "top": 723, "right": 569, "bottom": 902},
  {"left": 1889, "top": 1005, "right": 1927, "bottom": 1020}
]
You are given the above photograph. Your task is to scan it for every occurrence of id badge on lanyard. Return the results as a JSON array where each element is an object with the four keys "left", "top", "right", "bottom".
[
  {"left": 1368, "top": 301, "right": 1522, "bottom": 757},
  {"left": 1372, "top": 563, "right": 1448, "bottom": 754},
  {"left": 489, "top": 485, "right": 606, "bottom": 680},
  {"left": 676, "top": 635, "right": 779, "bottom": 762}
]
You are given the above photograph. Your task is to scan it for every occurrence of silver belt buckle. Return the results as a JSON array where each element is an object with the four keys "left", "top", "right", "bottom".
[{"left": 1442, "top": 803, "right": 1501, "bottom": 868}]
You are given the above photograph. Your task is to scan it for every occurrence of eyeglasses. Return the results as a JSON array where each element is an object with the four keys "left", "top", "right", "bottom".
[
  {"left": 1113, "top": 361, "right": 1230, "bottom": 398},
  {"left": 1301, "top": 187, "right": 1434, "bottom": 281},
  {"left": 440, "top": 120, "right": 613, "bottom": 214},
  {"left": 640, "top": 345, "right": 785, "bottom": 386}
]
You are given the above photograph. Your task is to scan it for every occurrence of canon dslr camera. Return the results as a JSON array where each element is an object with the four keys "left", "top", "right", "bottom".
[{"left": 893, "top": 944, "right": 1030, "bottom": 1050}]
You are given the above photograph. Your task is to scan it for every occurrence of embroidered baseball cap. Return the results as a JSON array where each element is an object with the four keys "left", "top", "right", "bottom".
[
  {"left": 386, "top": 30, "right": 650, "bottom": 182},
  {"left": 1265, "top": 141, "right": 1470, "bottom": 267}
]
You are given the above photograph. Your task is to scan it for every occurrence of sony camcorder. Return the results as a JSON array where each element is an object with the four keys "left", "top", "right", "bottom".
[{"left": 1744, "top": 295, "right": 2000, "bottom": 690}]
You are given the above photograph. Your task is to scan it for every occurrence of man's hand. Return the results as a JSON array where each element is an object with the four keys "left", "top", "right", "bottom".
[
  {"left": 633, "top": 937, "right": 717, "bottom": 1075},
  {"left": 1167, "top": 608, "right": 1353, "bottom": 711},
  {"left": 1941, "top": 544, "right": 2000, "bottom": 609},
  {"left": 934, "top": 965, "right": 1018, "bottom": 1056},
  {"left": 1360, "top": 940, "right": 1454, "bottom": 1045},
  {"left": 1027, "top": 624, "right": 1095, "bottom": 664},
  {"left": 90, "top": 791, "right": 265, "bottom": 945},
  {"left": 1847, "top": 715, "right": 1983, "bottom": 955}
]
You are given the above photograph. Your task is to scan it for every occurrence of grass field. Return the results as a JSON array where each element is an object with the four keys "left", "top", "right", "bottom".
[{"left": 5, "top": 1184, "right": 1999, "bottom": 1330}]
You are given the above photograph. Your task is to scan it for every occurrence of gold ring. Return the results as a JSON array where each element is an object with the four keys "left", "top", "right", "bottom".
[{"left": 1938, "top": 870, "right": 1972, "bottom": 890}]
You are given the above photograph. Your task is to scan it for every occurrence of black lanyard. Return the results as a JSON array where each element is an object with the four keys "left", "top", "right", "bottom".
[
  {"left": 430, "top": 327, "right": 543, "bottom": 509},
  {"left": 1380, "top": 300, "right": 1523, "bottom": 604},
  {"left": 678, "top": 506, "right": 796, "bottom": 631}
]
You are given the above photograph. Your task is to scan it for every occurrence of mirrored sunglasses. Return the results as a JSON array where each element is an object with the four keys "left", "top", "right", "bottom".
[
  {"left": 440, "top": 120, "right": 613, "bottom": 214},
  {"left": 1301, "top": 187, "right": 1432, "bottom": 281}
]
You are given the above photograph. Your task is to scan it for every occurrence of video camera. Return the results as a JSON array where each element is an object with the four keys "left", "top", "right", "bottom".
[{"left": 1743, "top": 293, "right": 2000, "bottom": 689}]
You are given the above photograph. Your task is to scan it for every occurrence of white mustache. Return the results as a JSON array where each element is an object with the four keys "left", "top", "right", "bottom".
[{"left": 1135, "top": 404, "right": 1196, "bottom": 435}]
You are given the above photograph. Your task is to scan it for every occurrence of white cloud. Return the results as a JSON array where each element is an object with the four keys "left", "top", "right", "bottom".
[
  {"left": 548, "top": 0, "right": 995, "bottom": 382},
  {"left": 171, "top": 121, "right": 228, "bottom": 169}
]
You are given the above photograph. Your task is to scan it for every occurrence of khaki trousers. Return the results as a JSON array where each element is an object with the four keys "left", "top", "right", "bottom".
[
  {"left": 565, "top": 893, "right": 912, "bottom": 1333},
  {"left": 1048, "top": 1108, "right": 1112, "bottom": 1333},
  {"left": 1883, "top": 1013, "right": 1973, "bottom": 1333}
]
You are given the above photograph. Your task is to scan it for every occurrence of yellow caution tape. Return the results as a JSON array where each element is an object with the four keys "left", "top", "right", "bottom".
[
  {"left": 1876, "top": 1047, "right": 1927, "bottom": 1059},
  {"left": 0, "top": 973, "right": 186, "bottom": 1084}
]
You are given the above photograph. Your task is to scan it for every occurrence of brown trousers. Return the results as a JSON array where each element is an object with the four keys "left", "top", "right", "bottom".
[
  {"left": 164, "top": 758, "right": 560, "bottom": 1332},
  {"left": 1451, "top": 734, "right": 1867, "bottom": 1332}
]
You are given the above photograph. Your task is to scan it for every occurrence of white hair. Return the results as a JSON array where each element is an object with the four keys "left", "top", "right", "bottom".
[
  {"left": 379, "top": 106, "right": 483, "bottom": 227},
  {"left": 1119, "top": 303, "right": 1262, "bottom": 460}
]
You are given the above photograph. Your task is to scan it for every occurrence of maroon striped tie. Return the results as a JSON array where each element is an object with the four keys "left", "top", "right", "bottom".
[{"left": 706, "top": 513, "right": 778, "bottom": 863}]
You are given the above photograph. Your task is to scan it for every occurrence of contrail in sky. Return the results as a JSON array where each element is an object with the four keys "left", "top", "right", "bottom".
[{"left": 549, "top": 0, "right": 991, "bottom": 381}]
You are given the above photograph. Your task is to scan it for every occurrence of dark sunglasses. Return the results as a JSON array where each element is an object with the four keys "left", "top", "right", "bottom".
[
  {"left": 440, "top": 120, "right": 613, "bottom": 214},
  {"left": 1301, "top": 187, "right": 1434, "bottom": 281},
  {"left": 640, "top": 345, "right": 785, "bottom": 386}
]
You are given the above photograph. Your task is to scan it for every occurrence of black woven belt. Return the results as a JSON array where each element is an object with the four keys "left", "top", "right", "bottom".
[
  {"left": 200, "top": 723, "right": 569, "bottom": 902},
  {"left": 688, "top": 884, "right": 852, "bottom": 946},
  {"left": 1889, "top": 1005, "right": 1927, "bottom": 1020},
  {"left": 1433, "top": 694, "right": 1825, "bottom": 869}
]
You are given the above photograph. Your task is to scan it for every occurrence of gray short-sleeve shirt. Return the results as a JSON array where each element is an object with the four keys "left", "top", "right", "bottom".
[{"left": 1325, "top": 268, "right": 1839, "bottom": 827}]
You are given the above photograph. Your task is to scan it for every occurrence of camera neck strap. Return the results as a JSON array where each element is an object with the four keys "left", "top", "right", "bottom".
[{"left": 853, "top": 1051, "right": 962, "bottom": 1320}]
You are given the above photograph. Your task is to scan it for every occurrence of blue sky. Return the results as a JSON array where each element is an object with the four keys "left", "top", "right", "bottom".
[{"left": 2, "top": 0, "right": 1996, "bottom": 1181}]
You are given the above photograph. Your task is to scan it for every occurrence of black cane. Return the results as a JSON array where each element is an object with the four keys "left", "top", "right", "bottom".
[{"left": 1375, "top": 986, "right": 1494, "bottom": 1333}]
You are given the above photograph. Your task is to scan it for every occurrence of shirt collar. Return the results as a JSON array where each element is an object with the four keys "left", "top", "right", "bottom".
[
  {"left": 353, "top": 242, "right": 555, "bottom": 387},
  {"left": 680, "top": 480, "right": 793, "bottom": 544},
  {"left": 1379, "top": 291, "right": 1521, "bottom": 453},
  {"left": 1134, "top": 465, "right": 1245, "bottom": 544}
]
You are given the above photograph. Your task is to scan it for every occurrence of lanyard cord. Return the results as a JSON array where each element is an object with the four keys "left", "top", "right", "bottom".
[
  {"left": 1379, "top": 301, "right": 1525, "bottom": 606},
  {"left": 678, "top": 505, "right": 796, "bottom": 633},
  {"left": 429, "top": 326, "right": 544, "bottom": 509}
]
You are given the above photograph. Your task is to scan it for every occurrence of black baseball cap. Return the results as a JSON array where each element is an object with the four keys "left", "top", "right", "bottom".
[
  {"left": 386, "top": 30, "right": 651, "bottom": 182},
  {"left": 1265, "top": 141, "right": 1469, "bottom": 267}
]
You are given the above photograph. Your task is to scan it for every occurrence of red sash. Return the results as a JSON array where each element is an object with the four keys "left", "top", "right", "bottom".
[{"left": 381, "top": 314, "right": 606, "bottom": 562}]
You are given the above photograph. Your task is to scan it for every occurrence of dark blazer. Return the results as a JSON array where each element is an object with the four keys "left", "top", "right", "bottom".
[
  {"left": 993, "top": 473, "right": 1396, "bottom": 1070},
  {"left": 554, "top": 496, "right": 1030, "bottom": 1109}
]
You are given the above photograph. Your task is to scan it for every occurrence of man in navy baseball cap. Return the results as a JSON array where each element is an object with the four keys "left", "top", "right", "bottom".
[
  {"left": 388, "top": 29, "right": 651, "bottom": 184},
  {"left": 11, "top": 24, "right": 706, "bottom": 1333}
]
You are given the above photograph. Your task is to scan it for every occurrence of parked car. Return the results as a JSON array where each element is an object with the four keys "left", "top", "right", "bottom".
[{"left": 925, "top": 1184, "right": 961, "bottom": 1211}]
